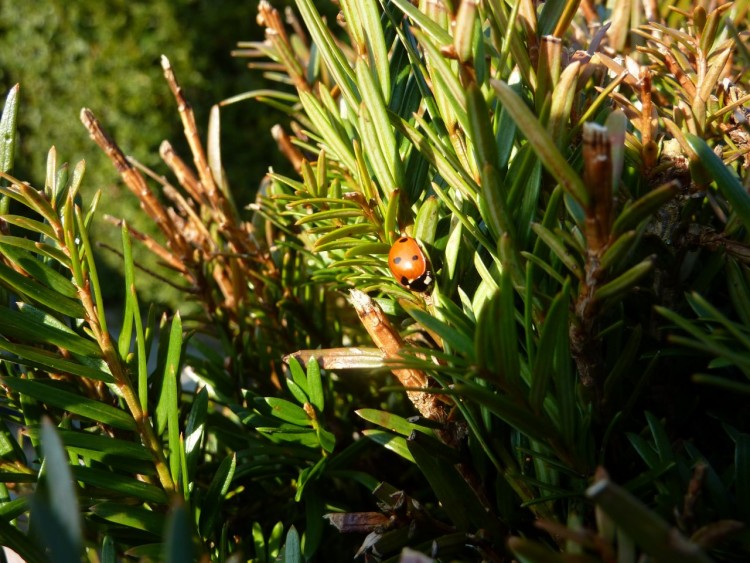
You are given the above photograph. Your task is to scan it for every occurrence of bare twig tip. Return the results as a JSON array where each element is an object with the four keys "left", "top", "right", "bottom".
[{"left": 80, "top": 108, "right": 93, "bottom": 123}]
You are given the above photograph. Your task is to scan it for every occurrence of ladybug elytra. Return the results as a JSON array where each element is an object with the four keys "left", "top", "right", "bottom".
[{"left": 388, "top": 236, "right": 433, "bottom": 292}]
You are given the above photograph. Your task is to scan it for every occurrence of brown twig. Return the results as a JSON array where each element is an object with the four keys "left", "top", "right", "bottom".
[
  {"left": 102, "top": 215, "right": 191, "bottom": 276},
  {"left": 160, "top": 56, "right": 229, "bottom": 220},
  {"left": 159, "top": 141, "right": 207, "bottom": 205},
  {"left": 571, "top": 124, "right": 613, "bottom": 393},
  {"left": 349, "top": 289, "right": 448, "bottom": 422},
  {"left": 80, "top": 109, "right": 190, "bottom": 260},
  {"left": 582, "top": 123, "right": 613, "bottom": 257}
]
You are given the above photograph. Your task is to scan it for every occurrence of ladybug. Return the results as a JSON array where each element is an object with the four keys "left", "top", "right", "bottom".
[{"left": 388, "top": 235, "right": 433, "bottom": 292}]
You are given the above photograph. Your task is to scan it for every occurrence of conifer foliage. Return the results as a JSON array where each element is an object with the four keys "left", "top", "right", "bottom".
[{"left": 0, "top": 1, "right": 749, "bottom": 560}]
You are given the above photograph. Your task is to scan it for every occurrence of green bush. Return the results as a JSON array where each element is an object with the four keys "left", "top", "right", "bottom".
[
  {"left": 0, "top": 0, "right": 284, "bottom": 305},
  {"left": 0, "top": 0, "right": 749, "bottom": 561}
]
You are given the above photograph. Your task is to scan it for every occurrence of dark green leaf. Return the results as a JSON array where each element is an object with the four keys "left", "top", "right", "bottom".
[
  {"left": 74, "top": 206, "right": 107, "bottom": 334},
  {"left": 287, "top": 356, "right": 309, "bottom": 397},
  {"left": 101, "top": 535, "right": 116, "bottom": 563},
  {"left": 158, "top": 313, "right": 183, "bottom": 486},
  {"left": 537, "top": 0, "right": 568, "bottom": 36},
  {"left": 264, "top": 398, "right": 312, "bottom": 426},
  {"left": 686, "top": 292, "right": 750, "bottom": 350},
  {"left": 0, "top": 304, "right": 101, "bottom": 357},
  {"left": 297, "top": 93, "right": 357, "bottom": 172},
  {"left": 531, "top": 223, "right": 582, "bottom": 279},
  {"left": 497, "top": 267, "right": 522, "bottom": 392},
  {"left": 529, "top": 281, "right": 569, "bottom": 412},
  {"left": 306, "top": 357, "right": 324, "bottom": 413},
  {"left": 316, "top": 426, "right": 336, "bottom": 453},
  {"left": 491, "top": 79, "right": 588, "bottom": 207},
  {"left": 295, "top": 0, "right": 357, "bottom": 109},
  {"left": 687, "top": 134, "right": 750, "bottom": 234},
  {"left": 508, "top": 536, "right": 566, "bottom": 563},
  {"left": 0, "top": 260, "right": 84, "bottom": 317},
  {"left": 362, "top": 429, "right": 414, "bottom": 462},
  {"left": 165, "top": 502, "right": 194, "bottom": 563},
  {"left": 407, "top": 436, "right": 493, "bottom": 533},
  {"left": 125, "top": 544, "right": 165, "bottom": 559},
  {"left": 255, "top": 427, "right": 320, "bottom": 449},
  {"left": 34, "top": 418, "right": 82, "bottom": 561},
  {"left": 602, "top": 325, "right": 642, "bottom": 403},
  {"left": 356, "top": 61, "right": 401, "bottom": 188},
  {"left": 594, "top": 258, "right": 653, "bottom": 302},
  {"left": 51, "top": 428, "right": 150, "bottom": 461},
  {"left": 406, "top": 306, "right": 474, "bottom": 360},
  {"left": 645, "top": 412, "right": 675, "bottom": 464},
  {"left": 692, "top": 373, "right": 750, "bottom": 394},
  {"left": 479, "top": 162, "right": 515, "bottom": 242},
  {"left": 726, "top": 259, "right": 750, "bottom": 325},
  {"left": 451, "top": 383, "right": 558, "bottom": 444},
  {"left": 627, "top": 432, "right": 660, "bottom": 469},
  {"left": 0, "top": 518, "right": 47, "bottom": 563},
  {"left": 185, "top": 387, "right": 208, "bottom": 482},
  {"left": 285, "top": 375, "right": 309, "bottom": 406},
  {"left": 611, "top": 182, "right": 679, "bottom": 237},
  {"left": 303, "top": 488, "right": 324, "bottom": 559},
  {"left": 251, "top": 521, "right": 267, "bottom": 563},
  {"left": 294, "top": 208, "right": 363, "bottom": 225},
  {"left": 599, "top": 230, "right": 637, "bottom": 273},
  {"left": 312, "top": 224, "right": 378, "bottom": 249},
  {"left": 118, "top": 223, "right": 136, "bottom": 358},
  {"left": 0, "top": 215, "right": 56, "bottom": 239},
  {"left": 356, "top": 409, "right": 435, "bottom": 437},
  {"left": 73, "top": 466, "right": 168, "bottom": 504},
  {"left": 0, "top": 497, "right": 28, "bottom": 522},
  {"left": 281, "top": 525, "right": 302, "bottom": 563},
  {"left": 0, "top": 339, "right": 114, "bottom": 382},
  {"left": 413, "top": 196, "right": 439, "bottom": 245},
  {"left": 388, "top": 0, "right": 452, "bottom": 45},
  {"left": 587, "top": 478, "right": 712, "bottom": 563},
  {"left": 199, "top": 453, "right": 236, "bottom": 536},
  {"left": 91, "top": 502, "right": 166, "bottom": 534},
  {"left": 467, "top": 82, "right": 501, "bottom": 173},
  {"left": 1, "top": 377, "right": 136, "bottom": 430},
  {"left": 0, "top": 242, "right": 76, "bottom": 298},
  {"left": 0, "top": 235, "right": 70, "bottom": 267},
  {"left": 0, "top": 85, "right": 19, "bottom": 177}
]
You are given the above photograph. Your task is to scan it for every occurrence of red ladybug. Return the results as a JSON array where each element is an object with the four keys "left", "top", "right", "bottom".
[{"left": 388, "top": 235, "right": 433, "bottom": 292}]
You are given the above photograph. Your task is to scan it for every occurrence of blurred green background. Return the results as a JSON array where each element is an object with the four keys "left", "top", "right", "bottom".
[{"left": 0, "top": 0, "right": 289, "bottom": 304}]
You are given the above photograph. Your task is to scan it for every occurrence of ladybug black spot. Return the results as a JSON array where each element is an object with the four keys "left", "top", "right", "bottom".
[
  {"left": 393, "top": 257, "right": 401, "bottom": 264},
  {"left": 412, "top": 255, "right": 419, "bottom": 261},
  {"left": 405, "top": 274, "right": 432, "bottom": 292}
]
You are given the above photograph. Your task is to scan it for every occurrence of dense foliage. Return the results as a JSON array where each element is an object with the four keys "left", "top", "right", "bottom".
[
  {"left": 0, "top": 0, "right": 283, "bottom": 304},
  {"left": 0, "top": 0, "right": 749, "bottom": 561}
]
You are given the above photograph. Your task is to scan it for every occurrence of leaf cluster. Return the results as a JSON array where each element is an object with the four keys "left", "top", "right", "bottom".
[{"left": 1, "top": 0, "right": 750, "bottom": 561}]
